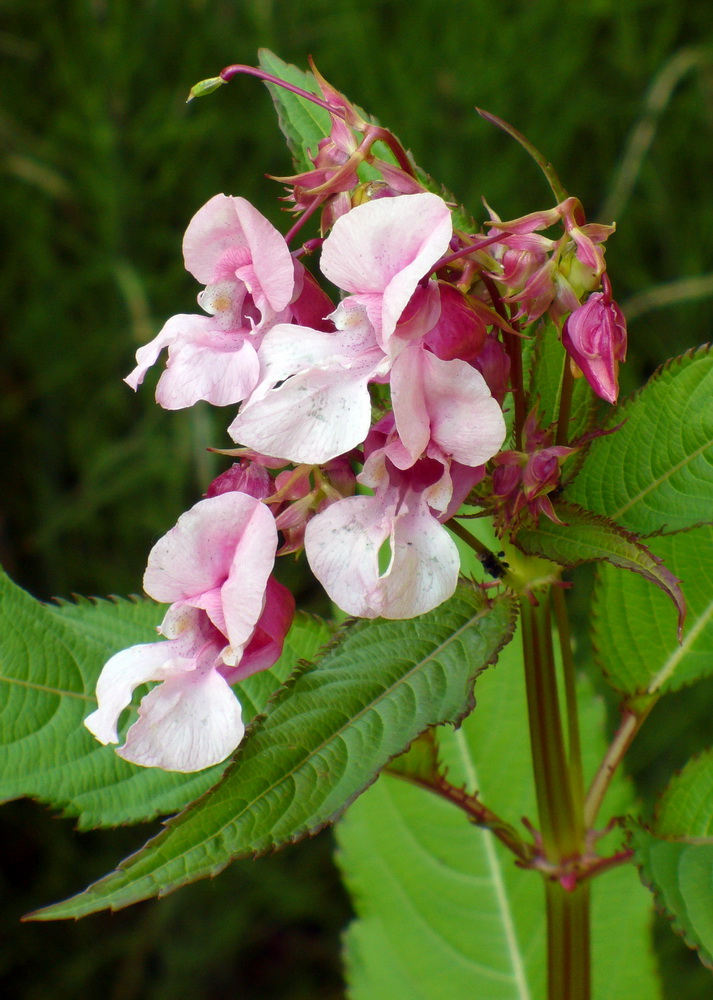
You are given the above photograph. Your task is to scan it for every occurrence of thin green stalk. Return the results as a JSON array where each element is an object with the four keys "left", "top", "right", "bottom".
[
  {"left": 552, "top": 585, "right": 584, "bottom": 837},
  {"left": 521, "top": 590, "right": 590, "bottom": 1000},
  {"left": 520, "top": 592, "right": 577, "bottom": 861},
  {"left": 584, "top": 699, "right": 655, "bottom": 829},
  {"left": 546, "top": 880, "right": 591, "bottom": 1000},
  {"left": 476, "top": 108, "right": 568, "bottom": 204}
]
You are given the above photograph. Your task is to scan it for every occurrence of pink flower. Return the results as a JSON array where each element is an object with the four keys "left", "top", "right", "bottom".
[
  {"left": 230, "top": 193, "right": 506, "bottom": 469},
  {"left": 562, "top": 284, "right": 627, "bottom": 404},
  {"left": 305, "top": 458, "right": 460, "bottom": 619},
  {"left": 85, "top": 492, "right": 294, "bottom": 771},
  {"left": 319, "top": 191, "right": 452, "bottom": 346},
  {"left": 304, "top": 421, "right": 483, "bottom": 619},
  {"left": 126, "top": 195, "right": 296, "bottom": 409}
]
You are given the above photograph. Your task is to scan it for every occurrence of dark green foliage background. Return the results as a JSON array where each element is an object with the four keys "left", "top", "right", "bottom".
[{"left": 1, "top": 0, "right": 712, "bottom": 996}]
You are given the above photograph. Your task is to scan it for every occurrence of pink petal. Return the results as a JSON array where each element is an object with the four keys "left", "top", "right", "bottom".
[
  {"left": 420, "top": 351, "right": 506, "bottom": 465},
  {"left": 388, "top": 345, "right": 430, "bottom": 462},
  {"left": 229, "top": 355, "right": 380, "bottom": 465},
  {"left": 320, "top": 193, "right": 452, "bottom": 337},
  {"left": 156, "top": 328, "right": 260, "bottom": 409},
  {"left": 143, "top": 493, "right": 277, "bottom": 618},
  {"left": 84, "top": 605, "right": 223, "bottom": 746},
  {"left": 84, "top": 640, "right": 194, "bottom": 746},
  {"left": 117, "top": 668, "right": 244, "bottom": 772},
  {"left": 125, "top": 313, "right": 191, "bottom": 391},
  {"left": 226, "top": 576, "right": 296, "bottom": 681},
  {"left": 125, "top": 313, "right": 261, "bottom": 409},
  {"left": 183, "top": 195, "right": 294, "bottom": 312},
  {"left": 305, "top": 491, "right": 460, "bottom": 619}
]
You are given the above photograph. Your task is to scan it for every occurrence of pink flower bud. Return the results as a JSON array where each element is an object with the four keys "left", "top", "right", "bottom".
[
  {"left": 425, "top": 283, "right": 487, "bottom": 362},
  {"left": 206, "top": 461, "right": 273, "bottom": 500},
  {"left": 562, "top": 289, "right": 627, "bottom": 404}
]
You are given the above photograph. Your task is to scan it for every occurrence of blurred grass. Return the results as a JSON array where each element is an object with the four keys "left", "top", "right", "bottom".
[{"left": 1, "top": 0, "right": 713, "bottom": 997}]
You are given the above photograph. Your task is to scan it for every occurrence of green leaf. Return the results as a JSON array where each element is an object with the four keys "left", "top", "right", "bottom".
[
  {"left": 0, "top": 565, "right": 329, "bottom": 828},
  {"left": 593, "top": 526, "right": 713, "bottom": 695},
  {"left": 257, "top": 49, "right": 331, "bottom": 172},
  {"left": 337, "top": 631, "right": 661, "bottom": 1000},
  {"left": 654, "top": 749, "right": 713, "bottom": 840},
  {"left": 565, "top": 346, "right": 713, "bottom": 536},
  {"left": 29, "top": 584, "right": 517, "bottom": 920},
  {"left": 528, "top": 320, "right": 596, "bottom": 441},
  {"left": 631, "top": 750, "right": 713, "bottom": 969},
  {"left": 515, "top": 502, "right": 685, "bottom": 632},
  {"left": 384, "top": 730, "right": 440, "bottom": 784}
]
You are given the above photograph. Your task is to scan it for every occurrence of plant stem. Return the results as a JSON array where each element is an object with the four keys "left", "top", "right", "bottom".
[
  {"left": 520, "top": 593, "right": 577, "bottom": 860},
  {"left": 392, "top": 771, "right": 532, "bottom": 863},
  {"left": 521, "top": 590, "right": 590, "bottom": 999},
  {"left": 476, "top": 108, "right": 568, "bottom": 204},
  {"left": 546, "top": 880, "right": 591, "bottom": 1000},
  {"left": 552, "top": 586, "right": 585, "bottom": 838},
  {"left": 584, "top": 699, "right": 655, "bottom": 828}
]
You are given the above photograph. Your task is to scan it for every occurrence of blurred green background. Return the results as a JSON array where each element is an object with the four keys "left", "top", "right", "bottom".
[{"left": 1, "top": 0, "right": 712, "bottom": 996}]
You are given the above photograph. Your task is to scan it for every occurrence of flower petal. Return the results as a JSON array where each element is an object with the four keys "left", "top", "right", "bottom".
[
  {"left": 183, "top": 195, "right": 294, "bottom": 312},
  {"left": 229, "top": 355, "right": 379, "bottom": 465},
  {"left": 156, "top": 326, "right": 260, "bottom": 409},
  {"left": 84, "top": 640, "right": 193, "bottom": 746},
  {"left": 320, "top": 193, "right": 452, "bottom": 337},
  {"left": 144, "top": 493, "right": 277, "bottom": 627},
  {"left": 305, "top": 490, "right": 460, "bottom": 619},
  {"left": 118, "top": 668, "right": 245, "bottom": 772}
]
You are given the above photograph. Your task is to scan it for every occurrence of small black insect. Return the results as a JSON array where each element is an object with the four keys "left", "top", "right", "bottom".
[{"left": 479, "top": 549, "right": 510, "bottom": 580}]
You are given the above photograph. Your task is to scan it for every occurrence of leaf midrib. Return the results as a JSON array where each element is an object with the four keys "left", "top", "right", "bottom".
[
  {"left": 70, "top": 602, "right": 499, "bottom": 908},
  {"left": 0, "top": 671, "right": 92, "bottom": 701},
  {"left": 454, "top": 728, "right": 532, "bottom": 1000},
  {"left": 611, "top": 436, "right": 711, "bottom": 522}
]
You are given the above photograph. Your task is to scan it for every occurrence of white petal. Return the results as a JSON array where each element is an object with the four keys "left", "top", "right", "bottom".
[
  {"left": 421, "top": 352, "right": 507, "bottom": 465},
  {"left": 156, "top": 333, "right": 260, "bottom": 409},
  {"left": 305, "top": 495, "right": 391, "bottom": 617},
  {"left": 84, "top": 638, "right": 195, "bottom": 745},
  {"left": 118, "top": 669, "right": 245, "bottom": 772},
  {"left": 305, "top": 491, "right": 460, "bottom": 620},
  {"left": 374, "top": 503, "right": 460, "bottom": 618},
  {"left": 229, "top": 357, "right": 378, "bottom": 465}
]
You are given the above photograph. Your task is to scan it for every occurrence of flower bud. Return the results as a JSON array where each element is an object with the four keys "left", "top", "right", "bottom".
[{"left": 562, "top": 289, "right": 627, "bottom": 404}]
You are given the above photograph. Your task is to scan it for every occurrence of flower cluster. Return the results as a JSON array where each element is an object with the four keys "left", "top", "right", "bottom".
[{"left": 87, "top": 62, "right": 627, "bottom": 771}]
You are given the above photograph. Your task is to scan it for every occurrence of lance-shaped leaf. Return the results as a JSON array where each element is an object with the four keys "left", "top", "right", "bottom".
[
  {"left": 516, "top": 501, "right": 685, "bottom": 634},
  {"left": 631, "top": 749, "right": 713, "bottom": 969},
  {"left": 0, "top": 565, "right": 330, "bottom": 829},
  {"left": 29, "top": 584, "right": 517, "bottom": 920},
  {"left": 337, "top": 632, "right": 661, "bottom": 1000},
  {"left": 257, "top": 49, "right": 331, "bottom": 172},
  {"left": 593, "top": 525, "right": 713, "bottom": 695},
  {"left": 565, "top": 346, "right": 713, "bottom": 536}
]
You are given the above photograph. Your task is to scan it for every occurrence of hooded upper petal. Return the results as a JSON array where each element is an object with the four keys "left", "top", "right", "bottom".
[
  {"left": 183, "top": 194, "right": 294, "bottom": 313},
  {"left": 320, "top": 193, "right": 452, "bottom": 339},
  {"left": 144, "top": 492, "right": 277, "bottom": 653}
]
